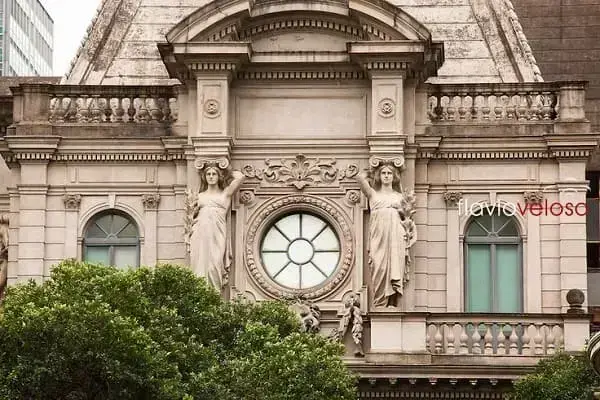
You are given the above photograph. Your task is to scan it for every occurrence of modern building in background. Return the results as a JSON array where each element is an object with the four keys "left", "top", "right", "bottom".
[{"left": 0, "top": 0, "right": 53, "bottom": 76}]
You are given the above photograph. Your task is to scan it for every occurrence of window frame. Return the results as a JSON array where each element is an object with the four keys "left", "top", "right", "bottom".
[
  {"left": 463, "top": 210, "right": 523, "bottom": 313},
  {"left": 82, "top": 211, "right": 140, "bottom": 268}
]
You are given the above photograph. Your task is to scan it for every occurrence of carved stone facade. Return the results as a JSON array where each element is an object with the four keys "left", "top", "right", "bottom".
[{"left": 0, "top": 0, "right": 598, "bottom": 397}]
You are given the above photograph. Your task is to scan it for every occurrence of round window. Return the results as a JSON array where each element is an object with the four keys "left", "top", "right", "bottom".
[{"left": 260, "top": 212, "right": 340, "bottom": 289}]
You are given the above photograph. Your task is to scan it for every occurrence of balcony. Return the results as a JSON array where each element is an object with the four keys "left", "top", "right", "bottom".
[{"left": 8, "top": 84, "right": 180, "bottom": 137}]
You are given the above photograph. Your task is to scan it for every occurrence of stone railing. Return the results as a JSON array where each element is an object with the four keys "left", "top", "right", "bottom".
[
  {"left": 425, "top": 82, "right": 586, "bottom": 123},
  {"left": 47, "top": 86, "right": 178, "bottom": 124},
  {"left": 9, "top": 84, "right": 179, "bottom": 127},
  {"left": 426, "top": 314, "right": 565, "bottom": 356}
]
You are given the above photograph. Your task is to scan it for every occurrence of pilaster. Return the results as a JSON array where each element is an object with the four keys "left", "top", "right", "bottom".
[{"left": 443, "top": 191, "right": 462, "bottom": 312}]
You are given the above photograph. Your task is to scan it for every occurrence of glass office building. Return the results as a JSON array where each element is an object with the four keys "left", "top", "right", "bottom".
[{"left": 0, "top": 0, "right": 52, "bottom": 76}]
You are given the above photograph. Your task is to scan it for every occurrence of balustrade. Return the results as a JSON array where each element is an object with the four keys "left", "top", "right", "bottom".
[
  {"left": 47, "top": 86, "right": 178, "bottom": 124},
  {"left": 426, "top": 83, "right": 567, "bottom": 123},
  {"left": 426, "top": 316, "right": 564, "bottom": 356}
]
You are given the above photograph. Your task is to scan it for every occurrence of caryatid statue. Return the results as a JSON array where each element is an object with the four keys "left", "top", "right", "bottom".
[
  {"left": 185, "top": 162, "right": 244, "bottom": 290},
  {"left": 0, "top": 215, "right": 8, "bottom": 300},
  {"left": 355, "top": 159, "right": 417, "bottom": 308}
]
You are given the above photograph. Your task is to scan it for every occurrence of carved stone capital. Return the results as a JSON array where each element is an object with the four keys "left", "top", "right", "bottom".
[
  {"left": 524, "top": 190, "right": 544, "bottom": 204},
  {"left": 368, "top": 155, "right": 405, "bottom": 171},
  {"left": 142, "top": 194, "right": 161, "bottom": 210},
  {"left": 63, "top": 194, "right": 81, "bottom": 211},
  {"left": 443, "top": 191, "right": 463, "bottom": 208},
  {"left": 194, "top": 157, "right": 230, "bottom": 171}
]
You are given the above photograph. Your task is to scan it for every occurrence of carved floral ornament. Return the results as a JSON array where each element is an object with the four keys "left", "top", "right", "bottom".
[
  {"left": 245, "top": 194, "right": 354, "bottom": 300},
  {"left": 378, "top": 98, "right": 396, "bottom": 118},
  {"left": 203, "top": 99, "right": 221, "bottom": 118},
  {"left": 242, "top": 154, "right": 359, "bottom": 190}
]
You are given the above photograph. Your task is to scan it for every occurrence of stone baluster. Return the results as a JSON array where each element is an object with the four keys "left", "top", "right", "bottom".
[
  {"left": 446, "top": 323, "right": 456, "bottom": 354},
  {"left": 114, "top": 97, "right": 125, "bottom": 122},
  {"left": 446, "top": 95, "right": 456, "bottom": 121},
  {"left": 103, "top": 97, "right": 113, "bottom": 122},
  {"left": 509, "top": 325, "right": 519, "bottom": 355},
  {"left": 472, "top": 324, "right": 482, "bottom": 355},
  {"left": 90, "top": 95, "right": 101, "bottom": 123},
  {"left": 457, "top": 94, "right": 467, "bottom": 120},
  {"left": 138, "top": 95, "right": 150, "bottom": 122},
  {"left": 496, "top": 324, "right": 506, "bottom": 355},
  {"left": 481, "top": 92, "right": 491, "bottom": 120},
  {"left": 546, "top": 325, "right": 556, "bottom": 355},
  {"left": 505, "top": 95, "right": 516, "bottom": 119},
  {"left": 78, "top": 95, "right": 90, "bottom": 123},
  {"left": 434, "top": 325, "right": 443, "bottom": 354},
  {"left": 522, "top": 323, "right": 532, "bottom": 356},
  {"left": 493, "top": 94, "right": 503, "bottom": 120},
  {"left": 534, "top": 324, "right": 544, "bottom": 355},
  {"left": 459, "top": 325, "right": 469, "bottom": 355},
  {"left": 483, "top": 324, "right": 494, "bottom": 355},
  {"left": 127, "top": 97, "right": 136, "bottom": 122}
]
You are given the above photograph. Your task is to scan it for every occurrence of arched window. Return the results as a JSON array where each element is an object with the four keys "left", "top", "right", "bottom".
[
  {"left": 83, "top": 211, "right": 140, "bottom": 268},
  {"left": 464, "top": 208, "right": 522, "bottom": 313}
]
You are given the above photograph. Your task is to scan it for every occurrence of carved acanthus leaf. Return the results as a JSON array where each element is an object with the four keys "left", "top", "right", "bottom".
[
  {"left": 63, "top": 194, "right": 81, "bottom": 210},
  {"left": 288, "top": 296, "right": 321, "bottom": 334},
  {"left": 243, "top": 154, "right": 339, "bottom": 190},
  {"left": 524, "top": 191, "right": 544, "bottom": 204},
  {"left": 443, "top": 191, "right": 463, "bottom": 208},
  {"left": 142, "top": 194, "right": 160, "bottom": 210},
  {"left": 184, "top": 189, "right": 197, "bottom": 252}
]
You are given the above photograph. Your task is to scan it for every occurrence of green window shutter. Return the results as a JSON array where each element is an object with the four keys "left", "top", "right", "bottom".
[
  {"left": 466, "top": 244, "right": 492, "bottom": 312},
  {"left": 495, "top": 244, "right": 520, "bottom": 313}
]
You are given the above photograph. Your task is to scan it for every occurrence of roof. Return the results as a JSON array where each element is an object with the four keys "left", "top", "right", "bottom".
[{"left": 62, "top": 0, "right": 543, "bottom": 85}]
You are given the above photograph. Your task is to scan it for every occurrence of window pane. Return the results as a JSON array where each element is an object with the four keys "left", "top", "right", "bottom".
[
  {"left": 118, "top": 222, "right": 138, "bottom": 238},
  {"left": 467, "top": 220, "right": 488, "bottom": 236},
  {"left": 95, "top": 215, "right": 113, "bottom": 233},
  {"left": 466, "top": 244, "right": 492, "bottom": 312},
  {"left": 111, "top": 215, "right": 129, "bottom": 235},
  {"left": 262, "top": 228, "right": 290, "bottom": 251},
  {"left": 85, "top": 246, "right": 110, "bottom": 265},
  {"left": 113, "top": 246, "right": 138, "bottom": 269},
  {"left": 301, "top": 214, "right": 326, "bottom": 240},
  {"left": 302, "top": 263, "right": 326, "bottom": 288},
  {"left": 277, "top": 263, "right": 300, "bottom": 289},
  {"left": 275, "top": 214, "right": 300, "bottom": 240},
  {"left": 496, "top": 245, "right": 521, "bottom": 313},
  {"left": 86, "top": 223, "right": 107, "bottom": 239},
  {"left": 312, "top": 227, "right": 339, "bottom": 251},
  {"left": 498, "top": 220, "right": 519, "bottom": 237}
]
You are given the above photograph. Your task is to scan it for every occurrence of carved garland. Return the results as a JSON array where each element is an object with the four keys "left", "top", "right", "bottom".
[{"left": 245, "top": 195, "right": 354, "bottom": 300}]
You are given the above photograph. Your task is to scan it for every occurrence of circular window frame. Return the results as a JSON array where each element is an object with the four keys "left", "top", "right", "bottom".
[
  {"left": 260, "top": 211, "right": 342, "bottom": 290},
  {"left": 245, "top": 195, "right": 354, "bottom": 300}
]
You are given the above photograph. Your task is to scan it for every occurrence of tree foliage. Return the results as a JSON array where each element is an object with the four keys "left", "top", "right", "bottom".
[
  {"left": 509, "top": 352, "right": 600, "bottom": 400},
  {"left": 0, "top": 260, "right": 358, "bottom": 399}
]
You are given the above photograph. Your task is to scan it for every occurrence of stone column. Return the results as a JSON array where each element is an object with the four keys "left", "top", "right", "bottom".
[
  {"left": 523, "top": 191, "right": 543, "bottom": 313},
  {"left": 63, "top": 194, "right": 81, "bottom": 260},
  {"left": 142, "top": 194, "right": 160, "bottom": 266},
  {"left": 443, "top": 191, "right": 462, "bottom": 312}
]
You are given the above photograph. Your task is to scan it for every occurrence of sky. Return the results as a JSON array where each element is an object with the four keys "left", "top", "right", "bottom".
[{"left": 41, "top": 0, "right": 103, "bottom": 76}]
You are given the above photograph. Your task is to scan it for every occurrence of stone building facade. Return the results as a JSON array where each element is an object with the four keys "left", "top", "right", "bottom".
[{"left": 0, "top": 0, "right": 598, "bottom": 398}]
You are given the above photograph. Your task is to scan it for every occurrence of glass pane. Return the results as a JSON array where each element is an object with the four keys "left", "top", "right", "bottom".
[
  {"left": 496, "top": 244, "right": 521, "bottom": 313},
  {"left": 492, "top": 213, "right": 510, "bottom": 233},
  {"left": 118, "top": 222, "right": 138, "bottom": 238},
  {"left": 498, "top": 220, "right": 519, "bottom": 237},
  {"left": 85, "top": 246, "right": 110, "bottom": 265},
  {"left": 262, "top": 228, "right": 290, "bottom": 251},
  {"left": 276, "top": 263, "right": 300, "bottom": 289},
  {"left": 467, "top": 220, "right": 488, "bottom": 236},
  {"left": 476, "top": 214, "right": 493, "bottom": 231},
  {"left": 111, "top": 215, "right": 129, "bottom": 235},
  {"left": 263, "top": 253, "right": 289, "bottom": 277},
  {"left": 86, "top": 223, "right": 107, "bottom": 239},
  {"left": 312, "top": 227, "right": 339, "bottom": 251},
  {"left": 275, "top": 214, "right": 300, "bottom": 241},
  {"left": 302, "top": 263, "right": 326, "bottom": 288},
  {"left": 95, "top": 215, "right": 112, "bottom": 233},
  {"left": 301, "top": 214, "right": 326, "bottom": 240},
  {"left": 312, "top": 252, "right": 339, "bottom": 276},
  {"left": 466, "top": 244, "right": 492, "bottom": 312},
  {"left": 113, "top": 246, "right": 138, "bottom": 269}
]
